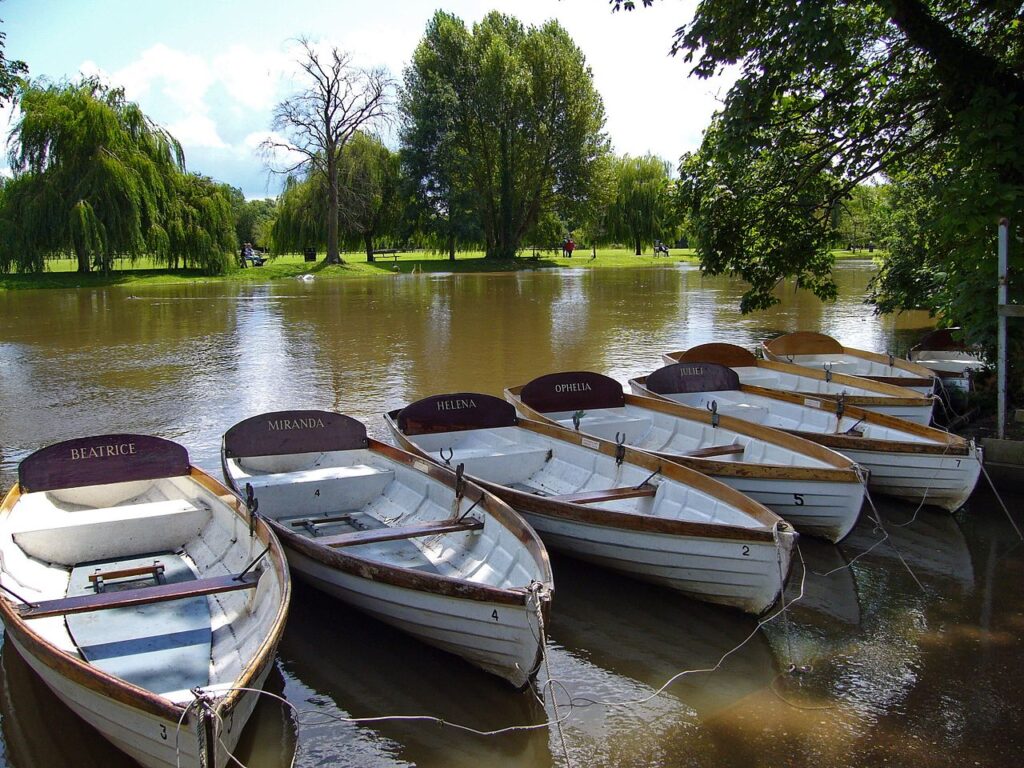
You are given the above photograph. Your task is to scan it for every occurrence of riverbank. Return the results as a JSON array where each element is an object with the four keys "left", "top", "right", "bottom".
[{"left": 0, "top": 248, "right": 876, "bottom": 290}]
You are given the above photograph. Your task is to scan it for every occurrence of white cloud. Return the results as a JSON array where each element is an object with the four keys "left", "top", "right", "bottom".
[
  {"left": 165, "top": 113, "right": 227, "bottom": 149},
  {"left": 212, "top": 45, "right": 291, "bottom": 112}
]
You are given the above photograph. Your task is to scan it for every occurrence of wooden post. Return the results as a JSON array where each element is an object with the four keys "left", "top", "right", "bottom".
[{"left": 998, "top": 217, "right": 1009, "bottom": 440}]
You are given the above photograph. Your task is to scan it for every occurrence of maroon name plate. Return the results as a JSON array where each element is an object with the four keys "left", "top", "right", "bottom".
[
  {"left": 18, "top": 434, "right": 190, "bottom": 493},
  {"left": 397, "top": 393, "right": 518, "bottom": 436},
  {"left": 519, "top": 371, "right": 625, "bottom": 413},
  {"left": 676, "top": 343, "right": 759, "bottom": 367},
  {"left": 223, "top": 410, "right": 368, "bottom": 458},
  {"left": 645, "top": 362, "right": 741, "bottom": 395}
]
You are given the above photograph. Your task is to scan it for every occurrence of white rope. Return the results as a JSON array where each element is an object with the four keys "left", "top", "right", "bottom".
[
  {"left": 980, "top": 460, "right": 1024, "bottom": 541},
  {"left": 528, "top": 581, "right": 573, "bottom": 768}
]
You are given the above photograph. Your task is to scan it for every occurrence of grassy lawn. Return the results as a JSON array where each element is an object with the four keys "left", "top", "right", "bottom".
[{"left": 0, "top": 247, "right": 879, "bottom": 290}]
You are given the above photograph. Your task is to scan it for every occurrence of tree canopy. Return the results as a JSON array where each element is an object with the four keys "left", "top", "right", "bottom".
[
  {"left": 2, "top": 78, "right": 187, "bottom": 274},
  {"left": 401, "top": 11, "right": 609, "bottom": 259},
  {"left": 0, "top": 12, "right": 27, "bottom": 104},
  {"left": 619, "top": 0, "right": 1024, "bottom": 336}
]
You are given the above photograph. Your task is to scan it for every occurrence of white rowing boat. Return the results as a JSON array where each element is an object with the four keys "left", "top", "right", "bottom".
[
  {"left": 663, "top": 343, "right": 935, "bottom": 425},
  {"left": 0, "top": 434, "right": 291, "bottom": 768},
  {"left": 386, "top": 393, "right": 797, "bottom": 615},
  {"left": 221, "top": 410, "right": 552, "bottom": 689},
  {"left": 908, "top": 327, "right": 986, "bottom": 392},
  {"left": 630, "top": 362, "right": 982, "bottom": 512},
  {"left": 762, "top": 331, "right": 937, "bottom": 395},
  {"left": 504, "top": 371, "right": 865, "bottom": 543}
]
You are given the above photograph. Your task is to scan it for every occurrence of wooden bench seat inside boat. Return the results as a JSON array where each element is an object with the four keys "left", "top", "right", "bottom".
[
  {"left": 679, "top": 443, "right": 745, "bottom": 458},
  {"left": 12, "top": 498, "right": 210, "bottom": 565},
  {"left": 316, "top": 518, "right": 485, "bottom": 548},
  {"left": 244, "top": 464, "right": 396, "bottom": 516},
  {"left": 17, "top": 570, "right": 261, "bottom": 619},
  {"left": 546, "top": 486, "right": 658, "bottom": 504}
]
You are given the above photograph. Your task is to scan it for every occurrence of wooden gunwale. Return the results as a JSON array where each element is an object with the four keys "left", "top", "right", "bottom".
[
  {"left": 0, "top": 466, "right": 291, "bottom": 725},
  {"left": 504, "top": 385, "right": 860, "bottom": 483},
  {"left": 222, "top": 437, "right": 553, "bottom": 608},
  {"left": 762, "top": 332, "right": 937, "bottom": 382},
  {"left": 663, "top": 346, "right": 931, "bottom": 405},
  {"left": 385, "top": 411, "right": 788, "bottom": 540},
  {"left": 630, "top": 376, "right": 969, "bottom": 456}
]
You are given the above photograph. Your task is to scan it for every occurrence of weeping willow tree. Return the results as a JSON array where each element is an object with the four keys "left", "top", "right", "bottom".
[
  {"left": 1, "top": 77, "right": 184, "bottom": 274},
  {"left": 604, "top": 154, "right": 679, "bottom": 255},
  {"left": 269, "top": 174, "right": 326, "bottom": 255},
  {"left": 155, "top": 174, "right": 236, "bottom": 273}
]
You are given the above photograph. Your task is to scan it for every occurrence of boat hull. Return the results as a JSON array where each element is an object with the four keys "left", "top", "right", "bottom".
[
  {"left": 701, "top": 473, "right": 862, "bottom": 543},
  {"left": 511, "top": 500, "right": 795, "bottom": 615},
  {"left": 5, "top": 626, "right": 272, "bottom": 768},
  {"left": 817, "top": 443, "right": 983, "bottom": 511},
  {"left": 279, "top": 539, "right": 544, "bottom": 689}
]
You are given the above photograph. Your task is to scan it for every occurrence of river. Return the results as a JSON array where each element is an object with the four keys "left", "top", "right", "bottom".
[{"left": 1, "top": 260, "right": 1021, "bottom": 768}]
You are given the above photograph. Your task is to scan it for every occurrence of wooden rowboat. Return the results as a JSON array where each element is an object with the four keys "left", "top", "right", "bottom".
[
  {"left": 908, "top": 327, "right": 986, "bottom": 392},
  {"left": 630, "top": 363, "right": 982, "bottom": 512},
  {"left": 221, "top": 410, "right": 552, "bottom": 689},
  {"left": 386, "top": 393, "right": 797, "bottom": 615},
  {"left": 504, "top": 371, "right": 865, "bottom": 543},
  {"left": 0, "top": 434, "right": 291, "bottom": 768},
  {"left": 761, "top": 331, "right": 937, "bottom": 394},
  {"left": 663, "top": 343, "right": 935, "bottom": 425}
]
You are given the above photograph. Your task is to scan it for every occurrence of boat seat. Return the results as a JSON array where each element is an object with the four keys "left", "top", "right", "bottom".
[
  {"left": 12, "top": 499, "right": 211, "bottom": 566},
  {"left": 548, "top": 486, "right": 658, "bottom": 504},
  {"left": 317, "top": 518, "right": 484, "bottom": 548},
  {"left": 245, "top": 464, "right": 395, "bottom": 518},
  {"left": 679, "top": 443, "right": 745, "bottom": 459},
  {"left": 17, "top": 571, "right": 261, "bottom": 620}
]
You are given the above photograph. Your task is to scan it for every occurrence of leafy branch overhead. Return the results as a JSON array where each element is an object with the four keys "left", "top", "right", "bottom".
[{"left": 619, "top": 0, "right": 1024, "bottom": 332}]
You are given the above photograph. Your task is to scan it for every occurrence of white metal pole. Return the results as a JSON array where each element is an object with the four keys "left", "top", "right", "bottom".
[{"left": 998, "top": 218, "right": 1009, "bottom": 439}]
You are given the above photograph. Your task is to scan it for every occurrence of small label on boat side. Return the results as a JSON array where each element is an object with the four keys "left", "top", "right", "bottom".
[
  {"left": 581, "top": 438, "right": 600, "bottom": 450},
  {"left": 414, "top": 460, "right": 431, "bottom": 474},
  {"left": 804, "top": 398, "right": 821, "bottom": 408}
]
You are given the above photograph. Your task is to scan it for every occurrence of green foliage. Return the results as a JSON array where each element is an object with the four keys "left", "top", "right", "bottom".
[
  {"left": 0, "top": 78, "right": 238, "bottom": 275},
  {"left": 401, "top": 11, "right": 609, "bottom": 259},
  {"left": 0, "top": 13, "right": 27, "bottom": 105},
  {"left": 603, "top": 154, "right": 680, "bottom": 255},
  {"left": 158, "top": 174, "right": 236, "bottom": 274},
  {"left": 679, "top": 117, "right": 841, "bottom": 312},
  {"left": 232, "top": 194, "right": 277, "bottom": 249},
  {"left": 269, "top": 133, "right": 403, "bottom": 259}
]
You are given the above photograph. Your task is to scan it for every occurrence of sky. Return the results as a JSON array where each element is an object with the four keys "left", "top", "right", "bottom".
[{"left": 2, "top": 0, "right": 733, "bottom": 199}]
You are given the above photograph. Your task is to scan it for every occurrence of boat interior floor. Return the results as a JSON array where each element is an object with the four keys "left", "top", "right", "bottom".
[
  {"left": 66, "top": 551, "right": 212, "bottom": 696},
  {"left": 278, "top": 511, "right": 444, "bottom": 576}
]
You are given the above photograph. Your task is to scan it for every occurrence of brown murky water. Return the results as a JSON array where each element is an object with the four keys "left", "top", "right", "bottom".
[{"left": 1, "top": 261, "right": 1021, "bottom": 768}]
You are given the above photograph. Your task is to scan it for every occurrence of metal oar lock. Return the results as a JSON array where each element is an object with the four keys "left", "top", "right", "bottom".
[
  {"left": 244, "top": 482, "right": 260, "bottom": 538},
  {"left": 614, "top": 432, "right": 626, "bottom": 466},
  {"left": 823, "top": 362, "right": 834, "bottom": 383},
  {"left": 572, "top": 410, "right": 586, "bottom": 431},
  {"left": 706, "top": 399, "right": 719, "bottom": 428},
  {"left": 439, "top": 446, "right": 454, "bottom": 466}
]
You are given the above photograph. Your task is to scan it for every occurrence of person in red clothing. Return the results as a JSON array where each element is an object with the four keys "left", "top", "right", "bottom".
[{"left": 563, "top": 236, "right": 576, "bottom": 258}]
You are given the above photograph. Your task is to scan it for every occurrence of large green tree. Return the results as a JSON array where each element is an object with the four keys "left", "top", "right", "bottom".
[
  {"left": 617, "top": 0, "right": 1024, "bottom": 333},
  {"left": 2, "top": 78, "right": 185, "bottom": 274},
  {"left": 401, "top": 11, "right": 609, "bottom": 259}
]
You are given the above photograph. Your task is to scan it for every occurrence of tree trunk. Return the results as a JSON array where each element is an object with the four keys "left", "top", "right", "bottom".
[
  {"left": 364, "top": 233, "right": 374, "bottom": 262},
  {"left": 447, "top": 232, "right": 455, "bottom": 261},
  {"left": 75, "top": 244, "right": 90, "bottom": 274},
  {"left": 634, "top": 236, "right": 642, "bottom": 256}
]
